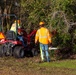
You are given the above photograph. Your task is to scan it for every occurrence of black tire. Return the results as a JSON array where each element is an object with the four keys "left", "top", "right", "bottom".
[
  {"left": 13, "top": 46, "right": 25, "bottom": 58},
  {"left": 0, "top": 45, "right": 6, "bottom": 57},
  {"left": 31, "top": 48, "right": 38, "bottom": 56}
]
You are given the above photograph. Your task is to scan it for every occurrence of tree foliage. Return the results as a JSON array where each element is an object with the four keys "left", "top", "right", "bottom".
[{"left": 0, "top": 0, "right": 76, "bottom": 58}]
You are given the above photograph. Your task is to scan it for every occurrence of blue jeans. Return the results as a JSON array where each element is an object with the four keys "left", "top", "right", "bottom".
[
  {"left": 17, "top": 35, "right": 27, "bottom": 47},
  {"left": 40, "top": 43, "right": 50, "bottom": 62}
]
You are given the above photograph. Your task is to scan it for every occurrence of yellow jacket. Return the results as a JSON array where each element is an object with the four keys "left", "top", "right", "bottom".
[
  {"left": 35, "top": 27, "right": 52, "bottom": 44},
  {"left": 10, "top": 23, "right": 20, "bottom": 33},
  {"left": 10, "top": 23, "right": 16, "bottom": 33}
]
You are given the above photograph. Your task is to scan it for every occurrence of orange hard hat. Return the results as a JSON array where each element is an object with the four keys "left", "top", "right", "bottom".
[{"left": 39, "top": 21, "right": 45, "bottom": 25}]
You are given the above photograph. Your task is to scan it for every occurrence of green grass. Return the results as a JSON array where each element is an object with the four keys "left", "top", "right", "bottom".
[
  {"left": 39, "top": 60, "right": 76, "bottom": 69},
  {"left": 0, "top": 56, "right": 76, "bottom": 75}
]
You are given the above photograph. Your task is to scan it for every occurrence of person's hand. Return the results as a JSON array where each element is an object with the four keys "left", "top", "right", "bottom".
[
  {"left": 35, "top": 42, "right": 39, "bottom": 48},
  {"left": 50, "top": 43, "right": 52, "bottom": 47},
  {"left": 35, "top": 40, "right": 37, "bottom": 44}
]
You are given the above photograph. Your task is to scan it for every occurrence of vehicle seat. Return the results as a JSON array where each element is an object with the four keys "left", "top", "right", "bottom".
[{"left": 6, "top": 31, "right": 17, "bottom": 40}]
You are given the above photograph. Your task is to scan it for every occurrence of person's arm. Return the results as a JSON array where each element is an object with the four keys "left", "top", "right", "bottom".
[
  {"left": 47, "top": 30, "right": 52, "bottom": 44},
  {"left": 35, "top": 30, "right": 39, "bottom": 44},
  {"left": 18, "top": 28, "right": 23, "bottom": 35}
]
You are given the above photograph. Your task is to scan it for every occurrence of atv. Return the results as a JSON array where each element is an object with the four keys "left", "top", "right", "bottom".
[{"left": 0, "top": 14, "right": 39, "bottom": 58}]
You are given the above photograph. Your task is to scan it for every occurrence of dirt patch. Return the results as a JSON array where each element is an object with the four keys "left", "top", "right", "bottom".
[
  {"left": 70, "top": 54, "right": 76, "bottom": 59},
  {"left": 0, "top": 56, "right": 76, "bottom": 75}
]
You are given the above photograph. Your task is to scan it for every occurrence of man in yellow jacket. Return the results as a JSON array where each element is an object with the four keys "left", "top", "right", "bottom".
[{"left": 35, "top": 21, "right": 52, "bottom": 62}]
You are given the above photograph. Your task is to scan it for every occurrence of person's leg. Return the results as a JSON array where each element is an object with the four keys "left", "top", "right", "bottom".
[
  {"left": 40, "top": 43, "right": 45, "bottom": 61},
  {"left": 18, "top": 36, "right": 27, "bottom": 47},
  {"left": 44, "top": 44, "right": 50, "bottom": 62}
]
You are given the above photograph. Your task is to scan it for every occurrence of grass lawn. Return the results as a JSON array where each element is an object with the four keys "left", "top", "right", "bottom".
[{"left": 0, "top": 55, "right": 76, "bottom": 75}]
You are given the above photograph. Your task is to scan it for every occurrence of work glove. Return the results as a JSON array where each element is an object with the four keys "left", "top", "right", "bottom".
[
  {"left": 35, "top": 42, "right": 38, "bottom": 46},
  {"left": 49, "top": 43, "right": 52, "bottom": 47},
  {"left": 48, "top": 43, "right": 52, "bottom": 50}
]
